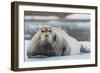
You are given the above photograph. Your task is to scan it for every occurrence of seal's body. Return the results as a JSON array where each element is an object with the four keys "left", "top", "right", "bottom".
[{"left": 27, "top": 26, "right": 90, "bottom": 58}]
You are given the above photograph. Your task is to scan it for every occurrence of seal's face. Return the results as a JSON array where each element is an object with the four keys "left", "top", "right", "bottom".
[{"left": 40, "top": 27, "right": 53, "bottom": 42}]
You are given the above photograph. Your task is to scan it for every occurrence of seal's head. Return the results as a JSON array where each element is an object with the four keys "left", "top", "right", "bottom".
[{"left": 40, "top": 27, "right": 52, "bottom": 40}]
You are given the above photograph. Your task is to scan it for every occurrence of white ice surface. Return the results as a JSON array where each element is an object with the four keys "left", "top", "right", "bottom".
[{"left": 24, "top": 40, "right": 90, "bottom": 62}]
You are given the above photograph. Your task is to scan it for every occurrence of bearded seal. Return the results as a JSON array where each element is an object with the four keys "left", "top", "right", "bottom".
[{"left": 27, "top": 26, "right": 90, "bottom": 58}]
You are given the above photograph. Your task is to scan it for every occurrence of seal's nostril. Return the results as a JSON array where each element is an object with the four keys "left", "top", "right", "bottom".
[{"left": 45, "top": 34, "right": 48, "bottom": 37}]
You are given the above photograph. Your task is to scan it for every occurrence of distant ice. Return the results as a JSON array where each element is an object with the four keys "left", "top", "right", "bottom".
[{"left": 66, "top": 14, "right": 90, "bottom": 20}]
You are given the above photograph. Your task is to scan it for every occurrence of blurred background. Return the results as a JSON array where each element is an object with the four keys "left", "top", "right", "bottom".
[{"left": 24, "top": 11, "right": 90, "bottom": 41}]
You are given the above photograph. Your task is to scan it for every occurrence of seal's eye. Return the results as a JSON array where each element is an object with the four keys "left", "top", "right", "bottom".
[{"left": 41, "top": 30, "right": 44, "bottom": 33}]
